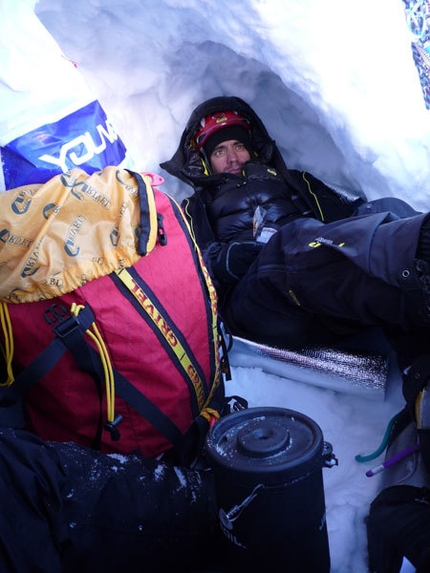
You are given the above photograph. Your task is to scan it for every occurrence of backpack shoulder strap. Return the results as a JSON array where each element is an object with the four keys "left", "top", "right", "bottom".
[
  {"left": 4, "top": 300, "right": 185, "bottom": 451},
  {"left": 5, "top": 303, "right": 95, "bottom": 397}
]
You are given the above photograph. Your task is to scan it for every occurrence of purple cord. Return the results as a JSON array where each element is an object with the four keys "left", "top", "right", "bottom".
[{"left": 366, "top": 443, "right": 421, "bottom": 477}]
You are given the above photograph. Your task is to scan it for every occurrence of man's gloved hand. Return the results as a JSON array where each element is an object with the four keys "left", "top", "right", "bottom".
[
  {"left": 210, "top": 241, "right": 263, "bottom": 284},
  {"left": 226, "top": 242, "right": 262, "bottom": 278}
]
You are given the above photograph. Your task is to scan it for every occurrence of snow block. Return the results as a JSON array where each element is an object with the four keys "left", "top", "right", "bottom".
[{"left": 229, "top": 336, "right": 389, "bottom": 400}]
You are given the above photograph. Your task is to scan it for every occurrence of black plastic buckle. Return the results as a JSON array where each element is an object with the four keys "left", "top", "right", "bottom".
[
  {"left": 44, "top": 303, "right": 95, "bottom": 340},
  {"left": 44, "top": 304, "right": 69, "bottom": 326},
  {"left": 44, "top": 303, "right": 82, "bottom": 340},
  {"left": 104, "top": 414, "right": 123, "bottom": 441}
]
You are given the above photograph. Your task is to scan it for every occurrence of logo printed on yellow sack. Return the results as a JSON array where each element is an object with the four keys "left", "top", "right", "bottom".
[{"left": 0, "top": 167, "right": 157, "bottom": 303}]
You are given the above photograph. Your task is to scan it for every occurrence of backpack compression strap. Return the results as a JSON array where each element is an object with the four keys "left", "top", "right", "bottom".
[{"left": 6, "top": 302, "right": 185, "bottom": 451}]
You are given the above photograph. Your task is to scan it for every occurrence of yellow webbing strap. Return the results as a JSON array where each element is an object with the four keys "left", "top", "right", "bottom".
[
  {"left": 174, "top": 196, "right": 222, "bottom": 407},
  {"left": 115, "top": 266, "right": 209, "bottom": 410},
  {"left": 160, "top": 193, "right": 223, "bottom": 411},
  {"left": 0, "top": 302, "right": 14, "bottom": 386},
  {"left": 70, "top": 303, "right": 116, "bottom": 424}
]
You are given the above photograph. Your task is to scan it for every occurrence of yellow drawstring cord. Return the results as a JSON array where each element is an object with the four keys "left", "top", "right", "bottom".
[
  {"left": 0, "top": 302, "right": 15, "bottom": 386},
  {"left": 70, "top": 303, "right": 116, "bottom": 424}
]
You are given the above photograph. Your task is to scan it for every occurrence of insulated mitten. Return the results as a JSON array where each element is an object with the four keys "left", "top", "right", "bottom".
[{"left": 210, "top": 241, "right": 263, "bottom": 283}]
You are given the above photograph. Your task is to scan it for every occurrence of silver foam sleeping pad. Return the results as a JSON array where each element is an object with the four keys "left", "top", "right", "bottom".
[{"left": 229, "top": 336, "right": 389, "bottom": 400}]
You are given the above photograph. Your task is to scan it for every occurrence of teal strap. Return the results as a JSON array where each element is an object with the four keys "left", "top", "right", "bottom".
[{"left": 355, "top": 411, "right": 403, "bottom": 463}]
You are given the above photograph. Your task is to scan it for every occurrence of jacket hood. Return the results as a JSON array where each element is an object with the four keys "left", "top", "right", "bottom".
[{"left": 160, "top": 96, "right": 290, "bottom": 190}]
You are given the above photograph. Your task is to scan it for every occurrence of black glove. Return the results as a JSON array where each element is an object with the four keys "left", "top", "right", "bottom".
[{"left": 210, "top": 241, "right": 262, "bottom": 284}]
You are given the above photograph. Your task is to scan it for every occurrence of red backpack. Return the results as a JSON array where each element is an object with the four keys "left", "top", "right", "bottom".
[{"left": 0, "top": 168, "right": 224, "bottom": 460}]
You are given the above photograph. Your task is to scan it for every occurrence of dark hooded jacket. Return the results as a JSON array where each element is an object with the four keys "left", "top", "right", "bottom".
[
  {"left": 161, "top": 96, "right": 365, "bottom": 294},
  {"left": 161, "top": 96, "right": 428, "bottom": 349}
]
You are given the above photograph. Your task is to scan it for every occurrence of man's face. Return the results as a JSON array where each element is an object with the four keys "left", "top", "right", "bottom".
[{"left": 209, "top": 139, "right": 251, "bottom": 175}]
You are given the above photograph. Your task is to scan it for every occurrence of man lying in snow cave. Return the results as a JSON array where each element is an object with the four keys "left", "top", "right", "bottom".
[
  {"left": 160, "top": 95, "right": 430, "bottom": 573},
  {"left": 161, "top": 95, "right": 430, "bottom": 377}
]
